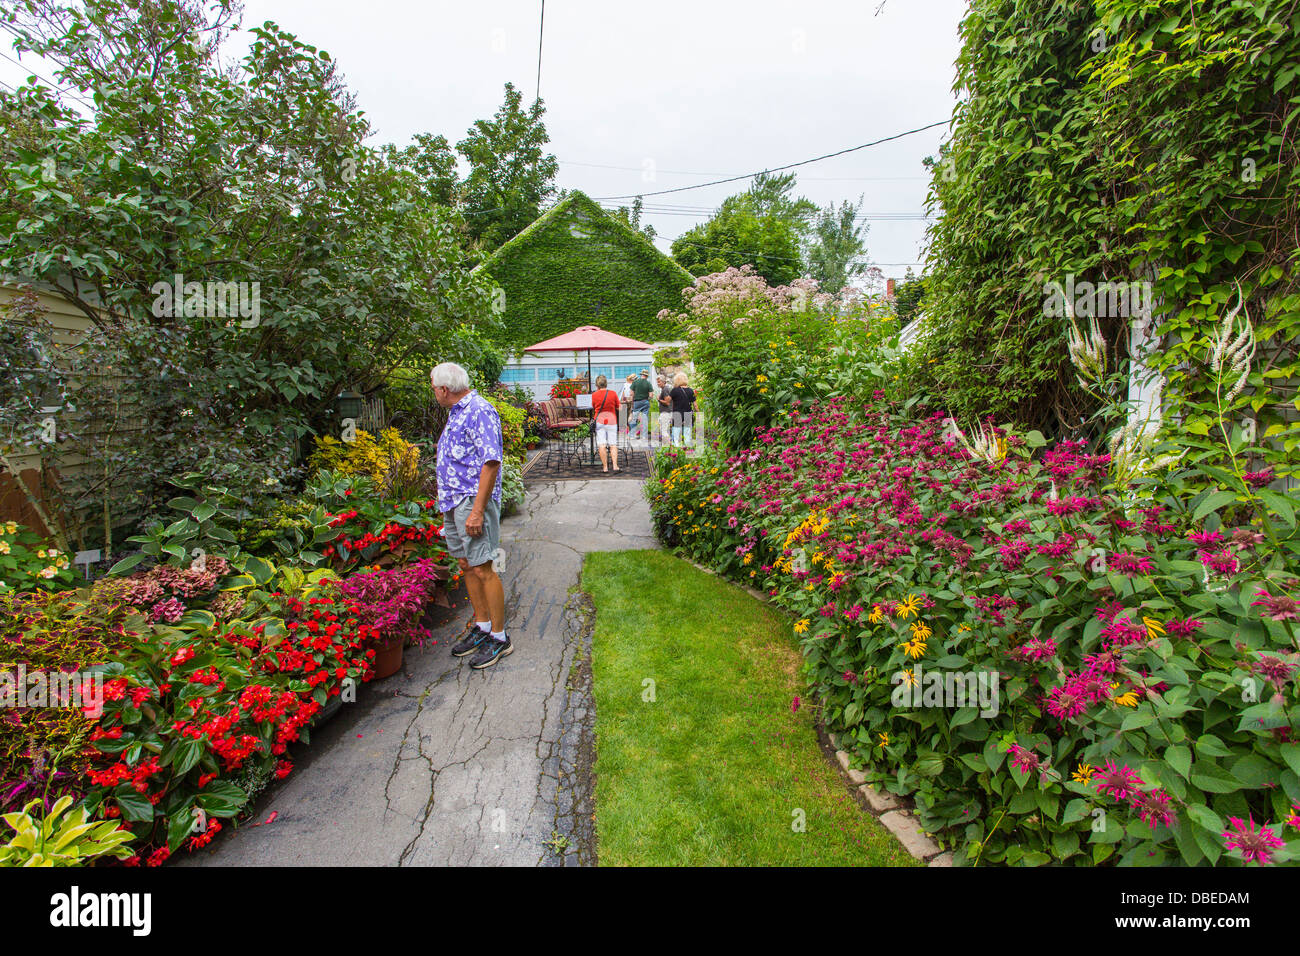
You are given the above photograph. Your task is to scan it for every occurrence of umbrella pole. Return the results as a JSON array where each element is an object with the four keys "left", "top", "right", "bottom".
[{"left": 588, "top": 348, "right": 595, "bottom": 464}]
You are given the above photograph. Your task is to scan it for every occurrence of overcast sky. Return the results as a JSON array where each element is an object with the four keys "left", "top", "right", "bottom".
[{"left": 2, "top": 0, "right": 970, "bottom": 280}]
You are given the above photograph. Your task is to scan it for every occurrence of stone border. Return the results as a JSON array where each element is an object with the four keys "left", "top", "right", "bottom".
[
  {"left": 823, "top": 728, "right": 953, "bottom": 867},
  {"left": 685, "top": 557, "right": 954, "bottom": 867}
]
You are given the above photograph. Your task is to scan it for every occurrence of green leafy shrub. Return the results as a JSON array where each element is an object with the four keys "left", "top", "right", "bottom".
[
  {"left": 308, "top": 427, "right": 421, "bottom": 489},
  {"left": 916, "top": 1, "right": 1300, "bottom": 440},
  {"left": 0, "top": 795, "right": 135, "bottom": 866},
  {"left": 501, "top": 458, "right": 525, "bottom": 512},
  {"left": 662, "top": 266, "right": 897, "bottom": 452},
  {"left": 485, "top": 397, "right": 525, "bottom": 465},
  {"left": 651, "top": 398, "right": 1300, "bottom": 866},
  {"left": 0, "top": 522, "right": 76, "bottom": 593}
]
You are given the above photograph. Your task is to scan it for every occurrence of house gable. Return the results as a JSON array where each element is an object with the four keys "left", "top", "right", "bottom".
[{"left": 475, "top": 191, "right": 693, "bottom": 353}]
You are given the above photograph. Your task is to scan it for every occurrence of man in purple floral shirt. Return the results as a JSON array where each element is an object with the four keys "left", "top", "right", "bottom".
[{"left": 432, "top": 362, "right": 512, "bottom": 670}]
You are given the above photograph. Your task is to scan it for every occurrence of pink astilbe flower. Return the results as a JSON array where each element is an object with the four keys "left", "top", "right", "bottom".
[{"left": 1222, "top": 816, "right": 1285, "bottom": 865}]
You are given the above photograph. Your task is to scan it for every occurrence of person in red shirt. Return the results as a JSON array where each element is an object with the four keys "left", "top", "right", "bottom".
[{"left": 590, "top": 375, "right": 622, "bottom": 472}]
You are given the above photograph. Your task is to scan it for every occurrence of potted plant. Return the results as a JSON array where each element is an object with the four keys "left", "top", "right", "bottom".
[{"left": 337, "top": 559, "right": 451, "bottom": 679}]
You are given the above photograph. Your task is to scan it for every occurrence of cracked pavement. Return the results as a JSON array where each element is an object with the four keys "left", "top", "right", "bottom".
[{"left": 181, "top": 478, "right": 657, "bottom": 867}]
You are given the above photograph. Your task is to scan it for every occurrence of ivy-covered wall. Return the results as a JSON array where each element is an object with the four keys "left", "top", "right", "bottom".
[
  {"left": 476, "top": 191, "right": 694, "bottom": 353},
  {"left": 912, "top": 0, "right": 1300, "bottom": 452}
]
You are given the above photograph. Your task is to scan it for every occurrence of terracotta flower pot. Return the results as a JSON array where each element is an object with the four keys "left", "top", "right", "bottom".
[{"left": 371, "top": 634, "right": 404, "bottom": 680}]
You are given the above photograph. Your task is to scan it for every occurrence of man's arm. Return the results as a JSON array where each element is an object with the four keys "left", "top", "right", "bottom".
[{"left": 465, "top": 459, "right": 500, "bottom": 537}]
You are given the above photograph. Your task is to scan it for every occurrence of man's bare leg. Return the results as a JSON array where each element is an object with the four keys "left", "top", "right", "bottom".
[
  {"left": 461, "top": 557, "right": 488, "bottom": 624},
  {"left": 469, "top": 562, "right": 505, "bottom": 631}
]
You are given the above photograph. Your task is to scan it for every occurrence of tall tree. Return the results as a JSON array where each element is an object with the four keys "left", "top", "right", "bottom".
[
  {"left": 743, "top": 171, "right": 817, "bottom": 231},
  {"left": 603, "top": 195, "right": 657, "bottom": 242},
  {"left": 382, "top": 132, "right": 459, "bottom": 208},
  {"left": 671, "top": 173, "right": 815, "bottom": 286},
  {"left": 0, "top": 0, "right": 491, "bottom": 541},
  {"left": 805, "top": 195, "right": 870, "bottom": 294},
  {"left": 456, "top": 82, "right": 558, "bottom": 255}
]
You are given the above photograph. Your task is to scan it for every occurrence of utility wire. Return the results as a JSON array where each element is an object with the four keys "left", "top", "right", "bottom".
[
  {"left": 665, "top": 234, "right": 923, "bottom": 269},
  {"left": 535, "top": 0, "right": 545, "bottom": 103},
  {"left": 591, "top": 118, "right": 950, "bottom": 201},
  {"left": 0, "top": 45, "right": 96, "bottom": 110},
  {"left": 563, "top": 159, "right": 927, "bottom": 182}
]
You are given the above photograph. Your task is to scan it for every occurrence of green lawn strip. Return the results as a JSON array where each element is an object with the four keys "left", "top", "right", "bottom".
[{"left": 584, "top": 549, "right": 917, "bottom": 866}]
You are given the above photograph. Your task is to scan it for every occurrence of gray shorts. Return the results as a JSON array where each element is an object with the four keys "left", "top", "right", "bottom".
[{"left": 442, "top": 497, "right": 501, "bottom": 568}]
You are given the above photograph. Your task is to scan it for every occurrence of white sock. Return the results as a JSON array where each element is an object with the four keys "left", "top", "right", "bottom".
[
  {"left": 491, "top": 629, "right": 506, "bottom": 642},
  {"left": 477, "top": 621, "right": 491, "bottom": 633}
]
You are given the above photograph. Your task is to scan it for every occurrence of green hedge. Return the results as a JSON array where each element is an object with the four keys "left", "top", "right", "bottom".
[{"left": 476, "top": 191, "right": 693, "bottom": 353}]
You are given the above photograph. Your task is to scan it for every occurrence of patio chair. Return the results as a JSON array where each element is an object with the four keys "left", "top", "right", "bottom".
[{"left": 546, "top": 423, "right": 590, "bottom": 469}]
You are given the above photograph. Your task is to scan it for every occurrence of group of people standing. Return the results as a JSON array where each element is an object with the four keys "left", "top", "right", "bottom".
[{"left": 589, "top": 369, "right": 696, "bottom": 472}]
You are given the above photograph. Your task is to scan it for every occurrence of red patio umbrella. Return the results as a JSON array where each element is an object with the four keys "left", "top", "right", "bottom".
[
  {"left": 524, "top": 325, "right": 653, "bottom": 462},
  {"left": 523, "top": 324, "right": 652, "bottom": 392}
]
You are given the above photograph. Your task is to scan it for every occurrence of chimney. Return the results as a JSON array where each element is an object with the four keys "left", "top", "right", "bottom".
[{"left": 886, "top": 277, "right": 896, "bottom": 299}]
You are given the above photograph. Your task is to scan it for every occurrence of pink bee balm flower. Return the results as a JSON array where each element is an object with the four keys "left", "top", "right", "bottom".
[
  {"left": 1128, "top": 788, "right": 1175, "bottom": 830},
  {"left": 1094, "top": 762, "right": 1144, "bottom": 802},
  {"left": 1222, "top": 816, "right": 1285, "bottom": 865},
  {"left": 1164, "top": 617, "right": 1204, "bottom": 638},
  {"left": 1243, "top": 469, "right": 1274, "bottom": 488},
  {"left": 790, "top": 696, "right": 800, "bottom": 714},
  {"left": 1111, "top": 552, "right": 1153, "bottom": 576},
  {"left": 1251, "top": 590, "right": 1300, "bottom": 622},
  {"left": 1005, "top": 743, "right": 1041, "bottom": 777}
]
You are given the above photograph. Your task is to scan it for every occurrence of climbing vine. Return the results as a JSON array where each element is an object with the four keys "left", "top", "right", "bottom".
[{"left": 913, "top": 0, "right": 1300, "bottom": 473}]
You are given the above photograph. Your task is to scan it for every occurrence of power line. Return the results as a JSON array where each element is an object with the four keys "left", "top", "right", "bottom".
[
  {"left": 0, "top": 45, "right": 97, "bottom": 111},
  {"left": 663, "top": 234, "right": 923, "bottom": 269},
  {"left": 535, "top": 0, "right": 545, "bottom": 103},
  {"left": 591, "top": 118, "right": 950, "bottom": 201},
  {"left": 563, "top": 159, "right": 928, "bottom": 182},
  {"left": 608, "top": 205, "right": 933, "bottom": 221}
]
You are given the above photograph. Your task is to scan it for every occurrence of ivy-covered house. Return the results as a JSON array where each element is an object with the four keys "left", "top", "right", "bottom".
[{"left": 474, "top": 190, "right": 694, "bottom": 391}]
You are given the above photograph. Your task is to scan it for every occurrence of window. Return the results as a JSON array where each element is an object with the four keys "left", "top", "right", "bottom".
[
  {"left": 614, "top": 365, "right": 645, "bottom": 381},
  {"left": 499, "top": 367, "right": 536, "bottom": 383}
]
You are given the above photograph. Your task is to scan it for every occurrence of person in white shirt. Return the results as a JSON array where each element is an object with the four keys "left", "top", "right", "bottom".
[{"left": 619, "top": 374, "right": 635, "bottom": 434}]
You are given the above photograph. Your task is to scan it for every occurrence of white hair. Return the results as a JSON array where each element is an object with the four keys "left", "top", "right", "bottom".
[{"left": 431, "top": 362, "right": 471, "bottom": 392}]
